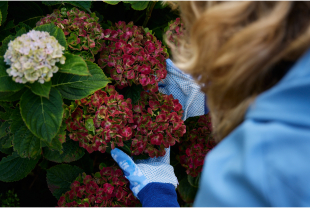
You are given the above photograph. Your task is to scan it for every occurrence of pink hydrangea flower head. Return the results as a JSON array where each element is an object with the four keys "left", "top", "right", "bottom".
[
  {"left": 37, "top": 7, "right": 105, "bottom": 62},
  {"left": 165, "top": 18, "right": 185, "bottom": 48},
  {"left": 98, "top": 21, "right": 168, "bottom": 91},
  {"left": 131, "top": 91, "right": 186, "bottom": 158},
  {"left": 179, "top": 113, "right": 216, "bottom": 177},
  {"left": 58, "top": 166, "right": 140, "bottom": 207},
  {"left": 66, "top": 85, "right": 134, "bottom": 154}
]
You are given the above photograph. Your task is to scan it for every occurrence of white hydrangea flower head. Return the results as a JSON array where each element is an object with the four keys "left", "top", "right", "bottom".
[{"left": 4, "top": 30, "right": 66, "bottom": 84}]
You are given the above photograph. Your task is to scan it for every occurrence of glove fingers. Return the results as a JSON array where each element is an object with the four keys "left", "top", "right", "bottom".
[{"left": 111, "top": 148, "right": 137, "bottom": 176}]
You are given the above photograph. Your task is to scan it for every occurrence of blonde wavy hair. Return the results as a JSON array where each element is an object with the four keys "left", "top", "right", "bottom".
[{"left": 169, "top": 1, "right": 310, "bottom": 142}]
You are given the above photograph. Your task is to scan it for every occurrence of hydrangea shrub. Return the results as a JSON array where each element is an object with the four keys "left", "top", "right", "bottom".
[
  {"left": 98, "top": 21, "right": 168, "bottom": 93},
  {"left": 66, "top": 85, "right": 134, "bottom": 154},
  {"left": 58, "top": 166, "right": 140, "bottom": 207},
  {"left": 164, "top": 18, "right": 185, "bottom": 48},
  {"left": 132, "top": 91, "right": 186, "bottom": 158},
  {"left": 179, "top": 114, "right": 216, "bottom": 177},
  {"left": 37, "top": 8, "right": 104, "bottom": 62},
  {"left": 4, "top": 30, "right": 65, "bottom": 84}
]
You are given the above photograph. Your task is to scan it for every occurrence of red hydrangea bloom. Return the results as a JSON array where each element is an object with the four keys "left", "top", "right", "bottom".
[
  {"left": 131, "top": 91, "right": 186, "bottom": 158},
  {"left": 179, "top": 113, "right": 216, "bottom": 177},
  {"left": 58, "top": 166, "right": 140, "bottom": 207},
  {"left": 66, "top": 85, "right": 134, "bottom": 154},
  {"left": 98, "top": 21, "right": 168, "bottom": 93},
  {"left": 37, "top": 7, "right": 104, "bottom": 62},
  {"left": 165, "top": 18, "right": 185, "bottom": 48}
]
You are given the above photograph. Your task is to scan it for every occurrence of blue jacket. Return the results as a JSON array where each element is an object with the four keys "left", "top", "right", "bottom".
[
  {"left": 194, "top": 48, "right": 310, "bottom": 206},
  {"left": 138, "top": 48, "right": 310, "bottom": 207}
]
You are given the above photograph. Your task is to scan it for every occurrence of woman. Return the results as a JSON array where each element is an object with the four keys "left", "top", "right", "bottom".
[{"left": 111, "top": 2, "right": 310, "bottom": 206}]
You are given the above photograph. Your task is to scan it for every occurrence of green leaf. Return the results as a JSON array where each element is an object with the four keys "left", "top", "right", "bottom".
[
  {"left": 22, "top": 16, "right": 44, "bottom": 29},
  {"left": 99, "top": 163, "right": 107, "bottom": 169},
  {"left": 46, "top": 164, "right": 83, "bottom": 199},
  {"left": 0, "top": 101, "right": 15, "bottom": 120},
  {"left": 11, "top": 108, "right": 41, "bottom": 158},
  {"left": 124, "top": 1, "right": 149, "bottom": 10},
  {"left": 40, "top": 136, "right": 63, "bottom": 153},
  {"left": 0, "top": 120, "right": 10, "bottom": 138},
  {"left": 177, "top": 177, "right": 198, "bottom": 203},
  {"left": 42, "top": 1, "right": 61, "bottom": 6},
  {"left": 28, "top": 81, "right": 52, "bottom": 98},
  {"left": 0, "top": 57, "right": 24, "bottom": 92},
  {"left": 20, "top": 88, "right": 64, "bottom": 143},
  {"left": 0, "top": 88, "right": 27, "bottom": 102},
  {"left": 0, "top": 10, "right": 2, "bottom": 27},
  {"left": 0, "top": 133, "right": 12, "bottom": 149},
  {"left": 0, "top": 35, "right": 15, "bottom": 56},
  {"left": 4, "top": 20, "right": 15, "bottom": 30},
  {"left": 0, "top": 121, "right": 13, "bottom": 152},
  {"left": 187, "top": 173, "right": 200, "bottom": 188},
  {"left": 15, "top": 22, "right": 32, "bottom": 33},
  {"left": 43, "top": 139, "right": 84, "bottom": 163},
  {"left": 0, "top": 152, "right": 40, "bottom": 182},
  {"left": 52, "top": 61, "right": 110, "bottom": 100},
  {"left": 57, "top": 53, "right": 90, "bottom": 76},
  {"left": 64, "top": 1, "right": 92, "bottom": 13},
  {"left": 124, "top": 84, "right": 144, "bottom": 104},
  {"left": 85, "top": 118, "right": 95, "bottom": 133},
  {"left": 103, "top": 1, "right": 120, "bottom": 5},
  {"left": 34, "top": 23, "right": 67, "bottom": 49},
  {"left": 119, "top": 140, "right": 132, "bottom": 156},
  {"left": 15, "top": 27, "right": 27, "bottom": 37},
  {"left": 0, "top": 146, "right": 12, "bottom": 155},
  {"left": 0, "top": 2, "right": 8, "bottom": 25}
]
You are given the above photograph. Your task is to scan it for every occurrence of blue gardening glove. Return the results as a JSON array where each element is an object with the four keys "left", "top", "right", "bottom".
[
  {"left": 111, "top": 147, "right": 178, "bottom": 198},
  {"left": 159, "top": 59, "right": 208, "bottom": 120}
]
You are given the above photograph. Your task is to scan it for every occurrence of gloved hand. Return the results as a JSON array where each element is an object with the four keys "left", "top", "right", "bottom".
[
  {"left": 159, "top": 59, "right": 208, "bottom": 120},
  {"left": 110, "top": 147, "right": 178, "bottom": 198}
]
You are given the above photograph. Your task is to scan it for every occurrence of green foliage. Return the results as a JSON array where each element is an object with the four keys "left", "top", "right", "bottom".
[
  {"left": 57, "top": 53, "right": 90, "bottom": 76},
  {"left": 123, "top": 84, "right": 144, "bottom": 105},
  {"left": 43, "top": 139, "right": 85, "bottom": 163},
  {"left": 178, "top": 177, "right": 198, "bottom": 203},
  {"left": 0, "top": 120, "right": 13, "bottom": 154},
  {"left": 121, "top": 1, "right": 149, "bottom": 10},
  {"left": 0, "top": 2, "right": 8, "bottom": 25},
  {"left": 11, "top": 109, "right": 41, "bottom": 158},
  {"left": 42, "top": 1, "right": 92, "bottom": 13},
  {"left": 103, "top": 1, "right": 120, "bottom": 6},
  {"left": 188, "top": 173, "right": 200, "bottom": 188},
  {"left": 0, "top": 88, "right": 27, "bottom": 102},
  {"left": 29, "top": 81, "right": 52, "bottom": 98},
  {"left": 46, "top": 164, "right": 83, "bottom": 199},
  {"left": 0, "top": 189, "right": 20, "bottom": 207},
  {"left": 0, "top": 152, "right": 40, "bottom": 182},
  {"left": 0, "top": 57, "right": 24, "bottom": 92},
  {"left": 0, "top": 35, "right": 14, "bottom": 56},
  {"left": 0, "top": 101, "right": 14, "bottom": 120},
  {"left": 52, "top": 61, "right": 110, "bottom": 100},
  {"left": 64, "top": 1, "right": 92, "bottom": 13},
  {"left": 20, "top": 88, "right": 64, "bottom": 143},
  {"left": 34, "top": 23, "right": 67, "bottom": 49},
  {"left": 41, "top": 136, "right": 63, "bottom": 154}
]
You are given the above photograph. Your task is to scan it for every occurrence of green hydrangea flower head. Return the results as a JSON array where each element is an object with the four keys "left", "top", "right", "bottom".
[{"left": 4, "top": 30, "right": 66, "bottom": 84}]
